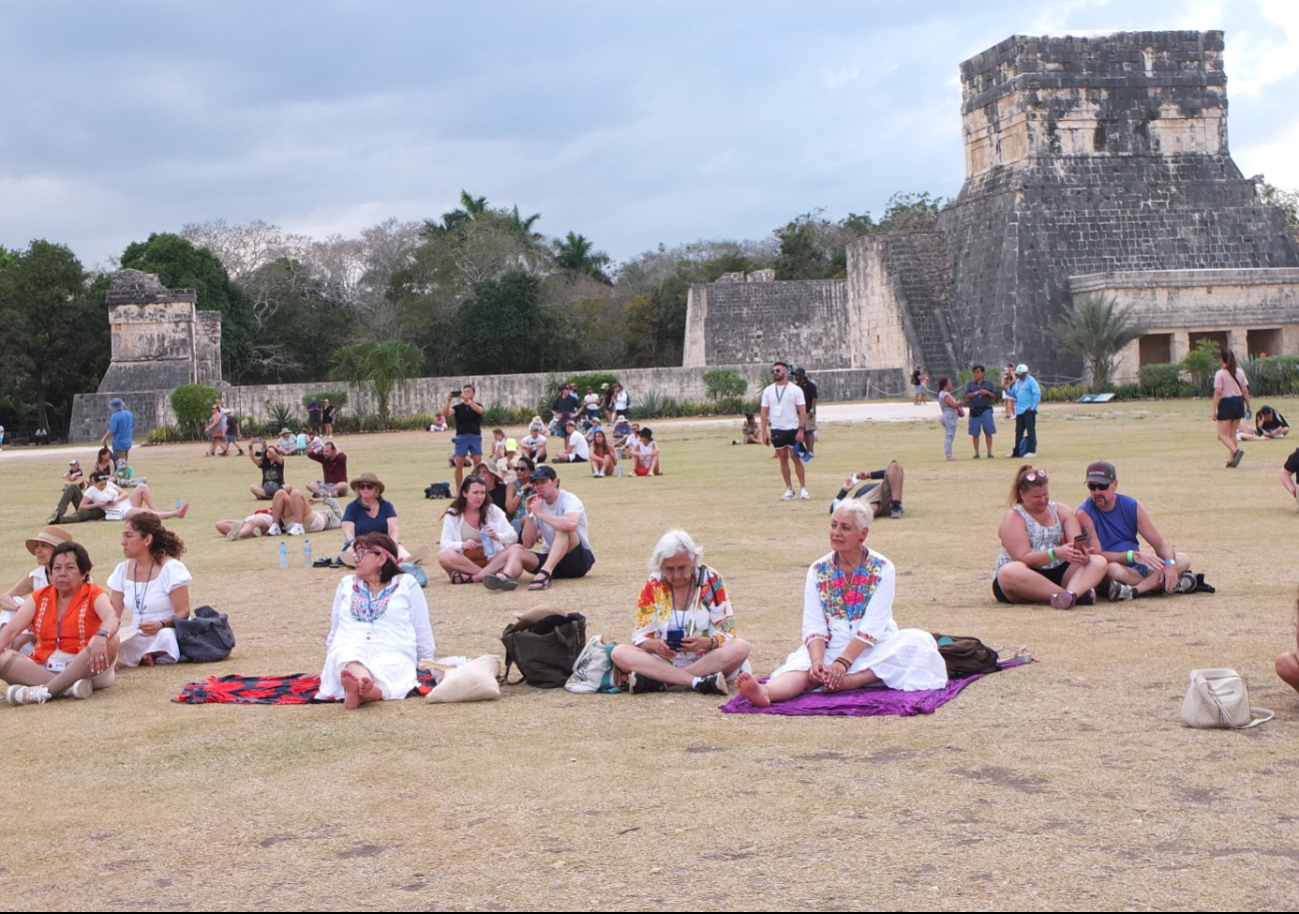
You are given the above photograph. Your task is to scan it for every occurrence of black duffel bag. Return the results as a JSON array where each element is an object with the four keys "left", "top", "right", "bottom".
[
  {"left": 931, "top": 633, "right": 1000, "bottom": 679},
  {"left": 174, "top": 605, "right": 236, "bottom": 663},
  {"left": 501, "top": 611, "right": 587, "bottom": 688}
]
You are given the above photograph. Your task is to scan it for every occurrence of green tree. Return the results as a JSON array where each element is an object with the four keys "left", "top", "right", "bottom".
[
  {"left": 875, "top": 192, "right": 948, "bottom": 232},
  {"left": 120, "top": 233, "right": 257, "bottom": 381},
  {"left": 454, "top": 271, "right": 546, "bottom": 374},
  {"left": 170, "top": 384, "right": 220, "bottom": 435},
  {"left": 241, "top": 257, "right": 355, "bottom": 383},
  {"left": 773, "top": 217, "right": 828, "bottom": 280},
  {"left": 330, "top": 340, "right": 424, "bottom": 426},
  {"left": 0, "top": 241, "right": 110, "bottom": 433},
  {"left": 1049, "top": 293, "right": 1148, "bottom": 391},
  {"left": 1182, "top": 337, "right": 1223, "bottom": 397},
  {"left": 553, "top": 232, "right": 612, "bottom": 284}
]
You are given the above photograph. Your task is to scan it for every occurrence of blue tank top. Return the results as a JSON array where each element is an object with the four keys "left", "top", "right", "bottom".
[{"left": 1077, "top": 493, "right": 1140, "bottom": 553}]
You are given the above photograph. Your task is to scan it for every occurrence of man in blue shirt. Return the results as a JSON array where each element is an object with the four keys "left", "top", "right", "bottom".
[
  {"left": 101, "top": 397, "right": 135, "bottom": 464},
  {"left": 1075, "top": 460, "right": 1194, "bottom": 601},
  {"left": 1007, "top": 364, "right": 1041, "bottom": 458},
  {"left": 963, "top": 364, "right": 999, "bottom": 458}
]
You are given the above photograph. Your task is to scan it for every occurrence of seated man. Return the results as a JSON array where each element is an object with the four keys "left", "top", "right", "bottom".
[
  {"left": 830, "top": 461, "right": 905, "bottom": 519},
  {"left": 519, "top": 421, "right": 548, "bottom": 464},
  {"left": 306, "top": 441, "right": 349, "bottom": 498},
  {"left": 557, "top": 421, "right": 590, "bottom": 463},
  {"left": 479, "top": 465, "right": 595, "bottom": 592},
  {"left": 611, "top": 414, "right": 634, "bottom": 449},
  {"left": 1075, "top": 460, "right": 1193, "bottom": 601},
  {"left": 275, "top": 428, "right": 299, "bottom": 456}
]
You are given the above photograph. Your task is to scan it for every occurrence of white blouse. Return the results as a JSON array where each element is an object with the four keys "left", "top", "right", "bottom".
[
  {"left": 108, "top": 559, "right": 192, "bottom": 626},
  {"left": 439, "top": 505, "right": 518, "bottom": 553},
  {"left": 326, "top": 574, "right": 435, "bottom": 662}
]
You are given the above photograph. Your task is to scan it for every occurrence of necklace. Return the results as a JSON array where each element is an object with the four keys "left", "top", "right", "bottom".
[{"left": 132, "top": 559, "right": 157, "bottom": 622}]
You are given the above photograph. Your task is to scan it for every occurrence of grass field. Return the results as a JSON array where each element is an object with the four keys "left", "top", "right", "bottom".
[{"left": 2, "top": 398, "right": 1298, "bottom": 910}]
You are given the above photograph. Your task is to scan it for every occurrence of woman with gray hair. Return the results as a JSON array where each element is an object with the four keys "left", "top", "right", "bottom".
[
  {"left": 736, "top": 500, "right": 947, "bottom": 707},
  {"left": 610, "top": 529, "right": 750, "bottom": 696}
]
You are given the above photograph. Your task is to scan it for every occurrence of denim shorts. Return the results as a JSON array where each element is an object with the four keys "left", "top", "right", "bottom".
[
  {"left": 453, "top": 434, "right": 483, "bottom": 458},
  {"left": 968, "top": 410, "right": 997, "bottom": 436}
]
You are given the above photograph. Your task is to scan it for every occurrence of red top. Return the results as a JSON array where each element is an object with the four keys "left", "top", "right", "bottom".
[{"left": 29, "top": 582, "right": 105, "bottom": 664}]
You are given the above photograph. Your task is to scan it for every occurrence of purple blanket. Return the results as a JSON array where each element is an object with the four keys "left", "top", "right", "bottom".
[{"left": 719, "top": 657, "right": 1032, "bottom": 717}]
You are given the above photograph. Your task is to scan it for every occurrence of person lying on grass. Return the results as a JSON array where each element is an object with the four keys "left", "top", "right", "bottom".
[
  {"left": 737, "top": 499, "right": 947, "bottom": 708},
  {"left": 610, "top": 529, "right": 749, "bottom": 696}
]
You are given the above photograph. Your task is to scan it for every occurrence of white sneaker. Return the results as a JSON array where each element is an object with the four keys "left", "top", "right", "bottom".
[
  {"left": 60, "top": 679, "right": 93, "bottom": 700},
  {"left": 268, "top": 523, "right": 282, "bottom": 536},
  {"left": 1006, "top": 450, "right": 1018, "bottom": 458},
  {"left": 6, "top": 683, "right": 50, "bottom": 706},
  {"left": 799, "top": 488, "right": 810, "bottom": 500},
  {"left": 1023, "top": 451, "right": 1036, "bottom": 458},
  {"left": 287, "top": 523, "right": 305, "bottom": 536},
  {"left": 781, "top": 488, "right": 796, "bottom": 500}
]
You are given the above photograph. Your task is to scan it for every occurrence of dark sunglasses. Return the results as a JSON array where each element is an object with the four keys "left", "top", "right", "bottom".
[
  {"left": 355, "top": 483, "right": 377, "bottom": 490},
  {"left": 464, "top": 475, "right": 485, "bottom": 485},
  {"left": 1087, "top": 482, "right": 1111, "bottom": 491}
]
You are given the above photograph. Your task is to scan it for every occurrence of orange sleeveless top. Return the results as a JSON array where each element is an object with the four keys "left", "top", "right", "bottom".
[{"left": 29, "top": 582, "right": 104, "bottom": 665}]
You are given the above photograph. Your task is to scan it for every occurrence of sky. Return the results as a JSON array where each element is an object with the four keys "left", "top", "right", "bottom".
[{"left": 1, "top": 0, "right": 1297, "bottom": 271}]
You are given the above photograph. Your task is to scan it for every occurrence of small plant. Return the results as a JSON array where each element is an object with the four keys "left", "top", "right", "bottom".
[
  {"left": 1137, "top": 363, "right": 1182, "bottom": 399},
  {"left": 1040, "top": 383, "right": 1093, "bottom": 402},
  {"left": 481, "top": 399, "right": 513, "bottom": 426},
  {"left": 634, "top": 390, "right": 665, "bottom": 419},
  {"left": 147, "top": 425, "right": 190, "bottom": 444},
  {"left": 266, "top": 401, "right": 299, "bottom": 431},
  {"left": 566, "top": 372, "right": 620, "bottom": 395},
  {"left": 701, "top": 367, "right": 748, "bottom": 402},
  {"left": 1111, "top": 383, "right": 1141, "bottom": 400},
  {"left": 1181, "top": 338, "right": 1221, "bottom": 397},
  {"left": 170, "top": 384, "right": 219, "bottom": 436}
]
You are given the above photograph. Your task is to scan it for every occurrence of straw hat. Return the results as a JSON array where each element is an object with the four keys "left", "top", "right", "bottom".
[
  {"left": 26, "top": 525, "right": 72, "bottom": 555},
  {"left": 349, "top": 472, "right": 386, "bottom": 496},
  {"left": 475, "top": 458, "right": 507, "bottom": 482}
]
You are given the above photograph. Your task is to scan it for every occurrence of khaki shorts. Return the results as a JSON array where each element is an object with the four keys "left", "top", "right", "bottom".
[
  {"left": 804, "top": 414, "right": 817, "bottom": 432},
  {"left": 858, "top": 476, "right": 893, "bottom": 514}
]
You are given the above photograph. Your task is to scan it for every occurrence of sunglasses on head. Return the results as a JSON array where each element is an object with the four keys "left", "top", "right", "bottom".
[
  {"left": 465, "top": 475, "right": 485, "bottom": 485},
  {"left": 1087, "top": 482, "right": 1111, "bottom": 491},
  {"left": 1023, "top": 470, "right": 1047, "bottom": 484}
]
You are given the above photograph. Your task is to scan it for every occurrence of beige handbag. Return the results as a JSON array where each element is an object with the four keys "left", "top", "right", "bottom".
[{"left": 1181, "top": 668, "right": 1273, "bottom": 729}]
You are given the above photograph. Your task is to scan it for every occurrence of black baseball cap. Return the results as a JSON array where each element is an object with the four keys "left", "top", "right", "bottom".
[{"left": 532, "top": 465, "right": 558, "bottom": 481}]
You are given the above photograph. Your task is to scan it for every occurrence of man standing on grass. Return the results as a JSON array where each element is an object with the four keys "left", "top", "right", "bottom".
[
  {"left": 101, "top": 398, "right": 134, "bottom": 465},
  {"left": 1008, "top": 364, "right": 1040, "bottom": 458},
  {"left": 760, "top": 361, "right": 808, "bottom": 501},
  {"left": 792, "top": 367, "right": 818, "bottom": 457},
  {"left": 964, "top": 365, "right": 999, "bottom": 458}
]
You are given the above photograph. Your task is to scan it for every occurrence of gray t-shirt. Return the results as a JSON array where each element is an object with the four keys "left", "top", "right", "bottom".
[{"left": 537, "top": 489, "right": 591, "bottom": 553}]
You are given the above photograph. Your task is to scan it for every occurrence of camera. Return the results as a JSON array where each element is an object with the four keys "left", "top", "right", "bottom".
[{"left": 451, "top": 389, "right": 463, "bottom": 398}]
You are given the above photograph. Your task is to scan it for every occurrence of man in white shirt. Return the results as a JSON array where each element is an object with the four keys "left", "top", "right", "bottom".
[
  {"left": 481, "top": 465, "right": 595, "bottom": 591},
  {"left": 557, "top": 421, "right": 590, "bottom": 463},
  {"left": 760, "top": 361, "right": 809, "bottom": 500},
  {"left": 520, "top": 425, "right": 549, "bottom": 463}
]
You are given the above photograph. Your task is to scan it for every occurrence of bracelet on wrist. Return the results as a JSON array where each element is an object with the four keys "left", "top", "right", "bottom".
[
  {"left": 1127, "top": 549, "right": 1135, "bottom": 563},
  {"left": 1047, "top": 547, "right": 1056, "bottom": 561},
  {"left": 833, "top": 656, "right": 851, "bottom": 670},
  {"left": 1163, "top": 558, "right": 1176, "bottom": 566}
]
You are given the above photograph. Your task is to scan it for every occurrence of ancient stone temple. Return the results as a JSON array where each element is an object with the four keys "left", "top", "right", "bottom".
[
  {"left": 684, "top": 30, "right": 1299, "bottom": 386},
  {"left": 68, "top": 270, "right": 223, "bottom": 441}
]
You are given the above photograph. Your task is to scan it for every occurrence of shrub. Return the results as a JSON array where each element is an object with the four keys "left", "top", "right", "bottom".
[
  {"left": 1041, "top": 383, "right": 1092, "bottom": 402},
  {"left": 147, "top": 425, "right": 191, "bottom": 444},
  {"left": 701, "top": 367, "right": 748, "bottom": 402},
  {"left": 301, "top": 390, "right": 348, "bottom": 410},
  {"left": 1182, "top": 338, "right": 1221, "bottom": 397},
  {"left": 266, "top": 401, "right": 299, "bottom": 432},
  {"left": 1138, "top": 363, "right": 1182, "bottom": 399},
  {"left": 170, "top": 384, "right": 219, "bottom": 435},
  {"left": 634, "top": 390, "right": 665, "bottom": 420},
  {"left": 481, "top": 399, "right": 513, "bottom": 427},
  {"left": 1111, "top": 383, "right": 1141, "bottom": 400},
  {"left": 1244, "top": 355, "right": 1299, "bottom": 396},
  {"left": 565, "top": 372, "right": 620, "bottom": 395}
]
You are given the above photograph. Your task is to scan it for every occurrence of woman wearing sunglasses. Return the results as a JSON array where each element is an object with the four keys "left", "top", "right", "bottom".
[
  {"left": 316, "top": 532, "right": 434, "bottom": 709},
  {"left": 993, "top": 466, "right": 1107, "bottom": 608},
  {"left": 340, "top": 473, "right": 424, "bottom": 566}
]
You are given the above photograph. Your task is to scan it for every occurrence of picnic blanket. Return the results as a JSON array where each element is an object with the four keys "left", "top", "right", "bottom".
[
  {"left": 173, "top": 671, "right": 437, "bottom": 704},
  {"left": 718, "top": 657, "right": 1032, "bottom": 717}
]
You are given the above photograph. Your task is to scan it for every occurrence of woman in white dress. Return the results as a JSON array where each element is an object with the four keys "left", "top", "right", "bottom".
[
  {"left": 436, "top": 476, "right": 517, "bottom": 584},
  {"left": 737, "top": 500, "right": 948, "bottom": 707},
  {"left": 108, "top": 514, "right": 192, "bottom": 666},
  {"left": 317, "top": 532, "right": 434, "bottom": 709}
]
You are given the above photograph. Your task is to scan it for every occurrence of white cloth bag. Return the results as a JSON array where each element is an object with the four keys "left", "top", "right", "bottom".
[{"left": 1180, "top": 668, "right": 1273, "bottom": 729}]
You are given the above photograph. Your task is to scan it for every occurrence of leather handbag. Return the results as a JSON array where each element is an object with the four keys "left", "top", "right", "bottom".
[
  {"left": 500, "top": 611, "right": 587, "bottom": 688},
  {"left": 1180, "top": 668, "right": 1273, "bottom": 729}
]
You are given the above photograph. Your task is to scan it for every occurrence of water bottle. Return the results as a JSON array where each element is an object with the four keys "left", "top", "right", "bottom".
[
  {"left": 279, "top": 540, "right": 288, "bottom": 569},
  {"left": 304, "top": 539, "right": 312, "bottom": 567},
  {"left": 616, "top": 464, "right": 623, "bottom": 478},
  {"left": 483, "top": 533, "right": 497, "bottom": 559},
  {"left": 174, "top": 498, "right": 182, "bottom": 511}
]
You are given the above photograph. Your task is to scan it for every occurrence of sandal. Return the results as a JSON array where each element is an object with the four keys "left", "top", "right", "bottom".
[
  {"left": 482, "top": 573, "right": 517, "bottom": 591},
  {"left": 450, "top": 571, "right": 476, "bottom": 585},
  {"left": 528, "top": 570, "right": 553, "bottom": 591}
]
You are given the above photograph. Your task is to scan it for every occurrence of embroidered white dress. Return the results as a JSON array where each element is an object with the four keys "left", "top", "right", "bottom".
[
  {"left": 317, "top": 574, "right": 435, "bottom": 701},
  {"left": 109, "top": 559, "right": 192, "bottom": 666},
  {"left": 770, "top": 549, "right": 947, "bottom": 691}
]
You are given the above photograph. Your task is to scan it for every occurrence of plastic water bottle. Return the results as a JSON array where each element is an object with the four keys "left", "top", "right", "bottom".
[
  {"left": 483, "top": 534, "right": 497, "bottom": 559},
  {"left": 279, "top": 540, "right": 288, "bottom": 569},
  {"left": 304, "top": 539, "right": 312, "bottom": 567},
  {"left": 616, "top": 464, "right": 623, "bottom": 478},
  {"left": 175, "top": 498, "right": 182, "bottom": 511}
]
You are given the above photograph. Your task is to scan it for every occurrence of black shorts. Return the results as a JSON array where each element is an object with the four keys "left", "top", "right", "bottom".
[
  {"left": 1217, "top": 395, "right": 1245, "bottom": 422},
  {"left": 992, "top": 562, "right": 1067, "bottom": 603},
  {"left": 771, "top": 428, "right": 799, "bottom": 450},
  {"left": 534, "top": 545, "right": 595, "bottom": 579}
]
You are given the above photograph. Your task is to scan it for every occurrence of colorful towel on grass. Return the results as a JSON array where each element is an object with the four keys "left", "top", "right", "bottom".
[
  {"left": 718, "top": 657, "right": 1032, "bottom": 717},
  {"left": 173, "top": 671, "right": 437, "bottom": 704}
]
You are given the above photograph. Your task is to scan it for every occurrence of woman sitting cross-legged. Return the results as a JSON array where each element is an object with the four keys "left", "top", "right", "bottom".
[
  {"left": 317, "top": 532, "right": 434, "bottom": 709},
  {"left": 611, "top": 530, "right": 750, "bottom": 695},
  {"left": 631, "top": 427, "right": 661, "bottom": 476},
  {"left": 0, "top": 542, "right": 120, "bottom": 705},
  {"left": 993, "top": 465, "right": 1107, "bottom": 608},
  {"left": 109, "top": 515, "right": 193, "bottom": 666},
  {"left": 437, "top": 475, "right": 517, "bottom": 584},
  {"left": 736, "top": 500, "right": 948, "bottom": 708}
]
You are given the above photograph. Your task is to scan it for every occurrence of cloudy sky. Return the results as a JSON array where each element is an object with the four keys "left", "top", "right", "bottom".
[{"left": 2, "top": 0, "right": 1296, "bottom": 270}]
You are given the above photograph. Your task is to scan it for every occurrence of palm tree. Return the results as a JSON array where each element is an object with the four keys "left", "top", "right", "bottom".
[
  {"left": 330, "top": 340, "right": 425, "bottom": 426},
  {"left": 1049, "top": 294, "right": 1148, "bottom": 391},
  {"left": 553, "top": 232, "right": 612, "bottom": 284}
]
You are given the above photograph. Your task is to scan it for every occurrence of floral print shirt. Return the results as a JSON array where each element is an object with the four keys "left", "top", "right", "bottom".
[
  {"left": 632, "top": 564, "right": 736, "bottom": 647},
  {"left": 802, "top": 549, "right": 897, "bottom": 649}
]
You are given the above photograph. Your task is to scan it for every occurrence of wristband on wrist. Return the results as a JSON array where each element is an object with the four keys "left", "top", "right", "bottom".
[
  {"left": 95, "top": 630, "right": 108, "bottom": 638},
  {"left": 1127, "top": 549, "right": 1135, "bottom": 563},
  {"left": 1047, "top": 547, "right": 1056, "bottom": 561},
  {"left": 1163, "top": 558, "right": 1175, "bottom": 566}
]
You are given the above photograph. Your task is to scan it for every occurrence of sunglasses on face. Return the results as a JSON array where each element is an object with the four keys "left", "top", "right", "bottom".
[
  {"left": 356, "top": 483, "right": 376, "bottom": 491},
  {"left": 1087, "top": 482, "right": 1111, "bottom": 491},
  {"left": 354, "top": 547, "right": 384, "bottom": 559}
]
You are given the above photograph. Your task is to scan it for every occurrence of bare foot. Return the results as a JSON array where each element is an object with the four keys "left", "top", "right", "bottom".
[
  {"left": 736, "top": 672, "right": 771, "bottom": 708},
  {"left": 179, "top": 502, "right": 190, "bottom": 519},
  {"left": 141, "top": 653, "right": 156, "bottom": 667},
  {"left": 358, "top": 676, "right": 382, "bottom": 703},
  {"left": 340, "top": 669, "right": 362, "bottom": 709}
]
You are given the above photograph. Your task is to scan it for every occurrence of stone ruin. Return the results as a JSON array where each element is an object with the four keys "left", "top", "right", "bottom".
[
  {"left": 68, "top": 270, "right": 223, "bottom": 441},
  {"left": 684, "top": 30, "right": 1299, "bottom": 385}
]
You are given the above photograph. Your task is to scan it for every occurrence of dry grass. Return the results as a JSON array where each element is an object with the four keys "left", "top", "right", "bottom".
[{"left": 3, "top": 399, "right": 1298, "bottom": 910}]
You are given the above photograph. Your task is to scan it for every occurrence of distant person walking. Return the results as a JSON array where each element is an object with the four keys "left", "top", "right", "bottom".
[
  {"left": 792, "top": 367, "right": 818, "bottom": 455},
  {"left": 321, "top": 399, "right": 336, "bottom": 438},
  {"left": 101, "top": 398, "right": 135, "bottom": 465},
  {"left": 964, "top": 364, "right": 999, "bottom": 458},
  {"left": 911, "top": 367, "right": 928, "bottom": 406},
  {"left": 760, "top": 361, "right": 808, "bottom": 501},
  {"left": 1213, "top": 349, "right": 1250, "bottom": 468},
  {"left": 1007, "top": 364, "right": 1040, "bottom": 458}
]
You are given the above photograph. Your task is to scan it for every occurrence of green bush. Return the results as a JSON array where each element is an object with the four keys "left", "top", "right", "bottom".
[
  {"left": 1138, "top": 363, "right": 1182, "bottom": 399},
  {"left": 147, "top": 425, "right": 194, "bottom": 444},
  {"left": 701, "top": 367, "right": 748, "bottom": 402},
  {"left": 1244, "top": 355, "right": 1299, "bottom": 396},
  {"left": 1041, "top": 383, "right": 1092, "bottom": 402},
  {"left": 266, "top": 401, "right": 299, "bottom": 432},
  {"left": 1182, "top": 338, "right": 1221, "bottom": 397},
  {"left": 1111, "top": 384, "right": 1141, "bottom": 400},
  {"left": 170, "top": 384, "right": 219, "bottom": 435},
  {"left": 301, "top": 390, "right": 348, "bottom": 410},
  {"left": 565, "top": 372, "right": 619, "bottom": 396},
  {"left": 481, "top": 399, "right": 513, "bottom": 427},
  {"left": 634, "top": 390, "right": 664, "bottom": 419}
]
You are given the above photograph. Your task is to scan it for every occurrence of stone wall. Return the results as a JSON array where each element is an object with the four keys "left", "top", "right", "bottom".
[
  {"left": 68, "top": 391, "right": 168, "bottom": 444},
  {"left": 682, "top": 279, "right": 850, "bottom": 370}
]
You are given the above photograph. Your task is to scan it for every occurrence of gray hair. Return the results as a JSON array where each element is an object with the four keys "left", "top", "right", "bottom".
[
  {"left": 648, "top": 529, "right": 703, "bottom": 574},
  {"left": 833, "top": 499, "right": 874, "bottom": 533}
]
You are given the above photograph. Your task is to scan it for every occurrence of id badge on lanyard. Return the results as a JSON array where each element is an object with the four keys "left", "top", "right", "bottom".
[
  {"left": 365, "top": 628, "right": 384, "bottom": 645},
  {"left": 46, "top": 658, "right": 68, "bottom": 673}
]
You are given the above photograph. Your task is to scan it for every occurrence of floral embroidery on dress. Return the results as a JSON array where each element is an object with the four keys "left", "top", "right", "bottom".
[
  {"left": 350, "top": 578, "right": 398, "bottom": 624},
  {"left": 805, "top": 553, "right": 883, "bottom": 645}
]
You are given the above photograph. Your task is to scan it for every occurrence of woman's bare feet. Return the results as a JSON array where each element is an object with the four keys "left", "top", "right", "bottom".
[
  {"left": 141, "top": 653, "right": 156, "bottom": 667},
  {"left": 736, "top": 672, "right": 771, "bottom": 707},
  {"left": 179, "top": 502, "right": 190, "bottom": 519},
  {"left": 358, "top": 676, "right": 382, "bottom": 703},
  {"left": 340, "top": 668, "right": 362, "bottom": 709}
]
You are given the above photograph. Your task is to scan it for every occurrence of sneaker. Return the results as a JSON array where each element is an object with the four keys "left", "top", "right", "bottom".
[
  {"left": 60, "top": 679, "right": 93, "bottom": 700},
  {"left": 226, "top": 525, "right": 242, "bottom": 541},
  {"left": 890, "top": 502, "right": 903, "bottom": 519},
  {"left": 1075, "top": 588, "right": 1097, "bottom": 606},
  {"left": 691, "top": 672, "right": 728, "bottom": 696},
  {"left": 6, "top": 684, "right": 51, "bottom": 706},
  {"left": 1228, "top": 449, "right": 1244, "bottom": 468},
  {"left": 781, "top": 489, "right": 796, "bottom": 501},
  {"left": 268, "top": 523, "right": 282, "bottom": 536},
  {"left": 1023, "top": 451, "right": 1036, "bottom": 458},
  {"left": 287, "top": 523, "right": 305, "bottom": 536},
  {"left": 1006, "top": 450, "right": 1018, "bottom": 458},
  {"left": 799, "top": 488, "right": 810, "bottom": 500},
  {"left": 1049, "top": 591, "right": 1078, "bottom": 610},
  {"left": 628, "top": 672, "right": 667, "bottom": 694},
  {"left": 987, "top": 453, "right": 994, "bottom": 458},
  {"left": 1175, "top": 571, "right": 1197, "bottom": 594},
  {"left": 1107, "top": 580, "right": 1135, "bottom": 602}
]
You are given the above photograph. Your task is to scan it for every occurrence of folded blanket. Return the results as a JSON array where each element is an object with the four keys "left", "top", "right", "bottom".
[
  {"left": 718, "top": 657, "right": 1031, "bottom": 717},
  {"left": 173, "top": 671, "right": 437, "bottom": 704}
]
